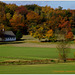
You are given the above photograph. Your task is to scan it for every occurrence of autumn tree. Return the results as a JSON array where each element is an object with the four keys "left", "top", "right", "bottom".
[
  {"left": 26, "top": 11, "right": 41, "bottom": 23},
  {"left": 24, "top": 4, "right": 39, "bottom": 11},
  {"left": 15, "top": 6, "right": 28, "bottom": 18},
  {"left": 0, "top": 2, "right": 7, "bottom": 29},
  {"left": 5, "top": 4, "right": 18, "bottom": 12},
  {"left": 57, "top": 39, "right": 70, "bottom": 62},
  {"left": 5, "top": 4, "right": 18, "bottom": 16},
  {"left": 10, "top": 13, "right": 27, "bottom": 34},
  {"left": 41, "top": 6, "right": 54, "bottom": 21},
  {"left": 59, "top": 20, "right": 73, "bottom": 40},
  {"left": 34, "top": 6, "right": 42, "bottom": 15},
  {"left": 70, "top": 10, "right": 75, "bottom": 28},
  {"left": 6, "top": 13, "right": 11, "bottom": 20},
  {"left": 0, "top": 24, "right": 5, "bottom": 40},
  {"left": 29, "top": 22, "right": 54, "bottom": 41},
  {"left": 45, "top": 29, "right": 56, "bottom": 41},
  {"left": 29, "top": 23, "right": 48, "bottom": 40},
  {"left": 57, "top": 21, "right": 73, "bottom": 62}
]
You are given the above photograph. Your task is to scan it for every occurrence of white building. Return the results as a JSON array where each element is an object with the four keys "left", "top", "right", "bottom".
[{"left": 0, "top": 31, "right": 16, "bottom": 41}]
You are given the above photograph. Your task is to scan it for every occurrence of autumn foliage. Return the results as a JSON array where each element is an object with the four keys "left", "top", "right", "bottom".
[
  {"left": 26, "top": 11, "right": 41, "bottom": 23},
  {"left": 66, "top": 32, "right": 73, "bottom": 40},
  {"left": 15, "top": 6, "right": 28, "bottom": 16},
  {"left": 0, "top": 1, "right": 74, "bottom": 41}
]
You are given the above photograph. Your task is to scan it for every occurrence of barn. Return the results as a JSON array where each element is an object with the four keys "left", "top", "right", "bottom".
[{"left": 0, "top": 31, "right": 16, "bottom": 41}]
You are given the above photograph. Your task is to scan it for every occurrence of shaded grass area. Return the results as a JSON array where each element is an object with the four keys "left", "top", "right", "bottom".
[
  {"left": 0, "top": 41, "right": 25, "bottom": 45},
  {"left": 0, "top": 46, "right": 75, "bottom": 61},
  {"left": 0, "top": 63, "right": 75, "bottom": 74}
]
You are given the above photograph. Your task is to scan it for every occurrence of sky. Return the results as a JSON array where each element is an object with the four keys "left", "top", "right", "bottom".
[{"left": 2, "top": 1, "right": 75, "bottom": 9}]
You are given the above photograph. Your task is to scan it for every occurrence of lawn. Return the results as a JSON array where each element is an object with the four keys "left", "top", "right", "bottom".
[
  {"left": 0, "top": 63, "right": 75, "bottom": 74},
  {"left": 0, "top": 46, "right": 75, "bottom": 61},
  {"left": 0, "top": 46, "right": 58, "bottom": 61}
]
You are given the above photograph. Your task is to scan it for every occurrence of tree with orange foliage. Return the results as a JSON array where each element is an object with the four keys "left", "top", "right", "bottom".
[
  {"left": 45, "top": 29, "right": 56, "bottom": 41},
  {"left": 10, "top": 13, "right": 26, "bottom": 34},
  {"left": 66, "top": 32, "right": 73, "bottom": 40},
  {"left": 59, "top": 21, "right": 73, "bottom": 40},
  {"left": 26, "top": 11, "right": 41, "bottom": 23},
  {"left": 46, "top": 29, "right": 53, "bottom": 38}
]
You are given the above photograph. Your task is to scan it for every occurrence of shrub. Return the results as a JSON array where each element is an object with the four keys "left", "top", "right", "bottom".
[{"left": 50, "top": 59, "right": 55, "bottom": 63}]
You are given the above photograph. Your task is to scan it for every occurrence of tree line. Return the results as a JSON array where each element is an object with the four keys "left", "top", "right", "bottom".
[{"left": 0, "top": 1, "right": 75, "bottom": 41}]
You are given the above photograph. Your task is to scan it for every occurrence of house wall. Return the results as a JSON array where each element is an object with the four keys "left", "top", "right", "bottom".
[
  {"left": 0, "top": 37, "right": 16, "bottom": 41},
  {"left": 5, "top": 37, "right": 16, "bottom": 41}
]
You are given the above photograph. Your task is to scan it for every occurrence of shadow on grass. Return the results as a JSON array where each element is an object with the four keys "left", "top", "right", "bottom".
[{"left": 0, "top": 39, "right": 25, "bottom": 45}]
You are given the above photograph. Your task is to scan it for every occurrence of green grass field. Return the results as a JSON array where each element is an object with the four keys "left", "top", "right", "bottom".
[
  {"left": 0, "top": 63, "right": 75, "bottom": 74},
  {"left": 0, "top": 45, "right": 75, "bottom": 74},
  {"left": 0, "top": 46, "right": 75, "bottom": 61},
  {"left": 0, "top": 46, "right": 57, "bottom": 61}
]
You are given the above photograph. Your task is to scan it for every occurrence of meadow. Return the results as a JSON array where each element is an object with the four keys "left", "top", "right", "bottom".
[
  {"left": 0, "top": 63, "right": 75, "bottom": 74},
  {"left": 0, "top": 35, "right": 75, "bottom": 74},
  {"left": 0, "top": 46, "right": 75, "bottom": 74},
  {"left": 0, "top": 46, "right": 75, "bottom": 61},
  {"left": 0, "top": 46, "right": 59, "bottom": 61}
]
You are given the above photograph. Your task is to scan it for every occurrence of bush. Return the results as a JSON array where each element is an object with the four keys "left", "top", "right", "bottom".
[{"left": 16, "top": 30, "right": 23, "bottom": 40}]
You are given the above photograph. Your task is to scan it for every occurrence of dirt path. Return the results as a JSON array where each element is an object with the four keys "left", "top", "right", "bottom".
[{"left": 10, "top": 42, "right": 75, "bottom": 49}]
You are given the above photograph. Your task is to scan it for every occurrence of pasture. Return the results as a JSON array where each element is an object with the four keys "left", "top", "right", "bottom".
[
  {"left": 0, "top": 63, "right": 75, "bottom": 74},
  {"left": 0, "top": 46, "right": 75, "bottom": 62},
  {"left": 0, "top": 35, "right": 75, "bottom": 74}
]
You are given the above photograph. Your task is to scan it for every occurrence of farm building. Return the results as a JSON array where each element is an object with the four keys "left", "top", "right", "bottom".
[{"left": 0, "top": 31, "right": 16, "bottom": 41}]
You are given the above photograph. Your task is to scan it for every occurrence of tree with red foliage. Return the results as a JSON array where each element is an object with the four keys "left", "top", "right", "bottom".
[
  {"left": 15, "top": 6, "right": 28, "bottom": 17},
  {"left": 59, "top": 21, "right": 73, "bottom": 40},
  {"left": 66, "top": 32, "right": 73, "bottom": 40}
]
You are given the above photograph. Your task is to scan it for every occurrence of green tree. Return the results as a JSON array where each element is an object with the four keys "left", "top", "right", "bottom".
[
  {"left": 16, "top": 30, "right": 23, "bottom": 40},
  {"left": 72, "top": 28, "right": 75, "bottom": 35},
  {"left": 58, "top": 6, "right": 63, "bottom": 10}
]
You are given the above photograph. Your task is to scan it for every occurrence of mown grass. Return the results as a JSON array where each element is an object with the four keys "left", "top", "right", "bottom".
[
  {"left": 0, "top": 46, "right": 75, "bottom": 61},
  {"left": 0, "top": 45, "right": 75, "bottom": 74},
  {"left": 0, "top": 63, "right": 75, "bottom": 74}
]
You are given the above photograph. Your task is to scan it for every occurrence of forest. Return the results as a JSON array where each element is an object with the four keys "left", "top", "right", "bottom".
[{"left": 0, "top": 1, "right": 75, "bottom": 41}]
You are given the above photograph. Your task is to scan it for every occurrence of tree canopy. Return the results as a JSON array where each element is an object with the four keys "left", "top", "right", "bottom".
[{"left": 0, "top": 1, "right": 74, "bottom": 41}]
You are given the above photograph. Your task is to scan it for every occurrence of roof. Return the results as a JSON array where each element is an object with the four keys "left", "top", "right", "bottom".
[{"left": 0, "top": 31, "right": 16, "bottom": 38}]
